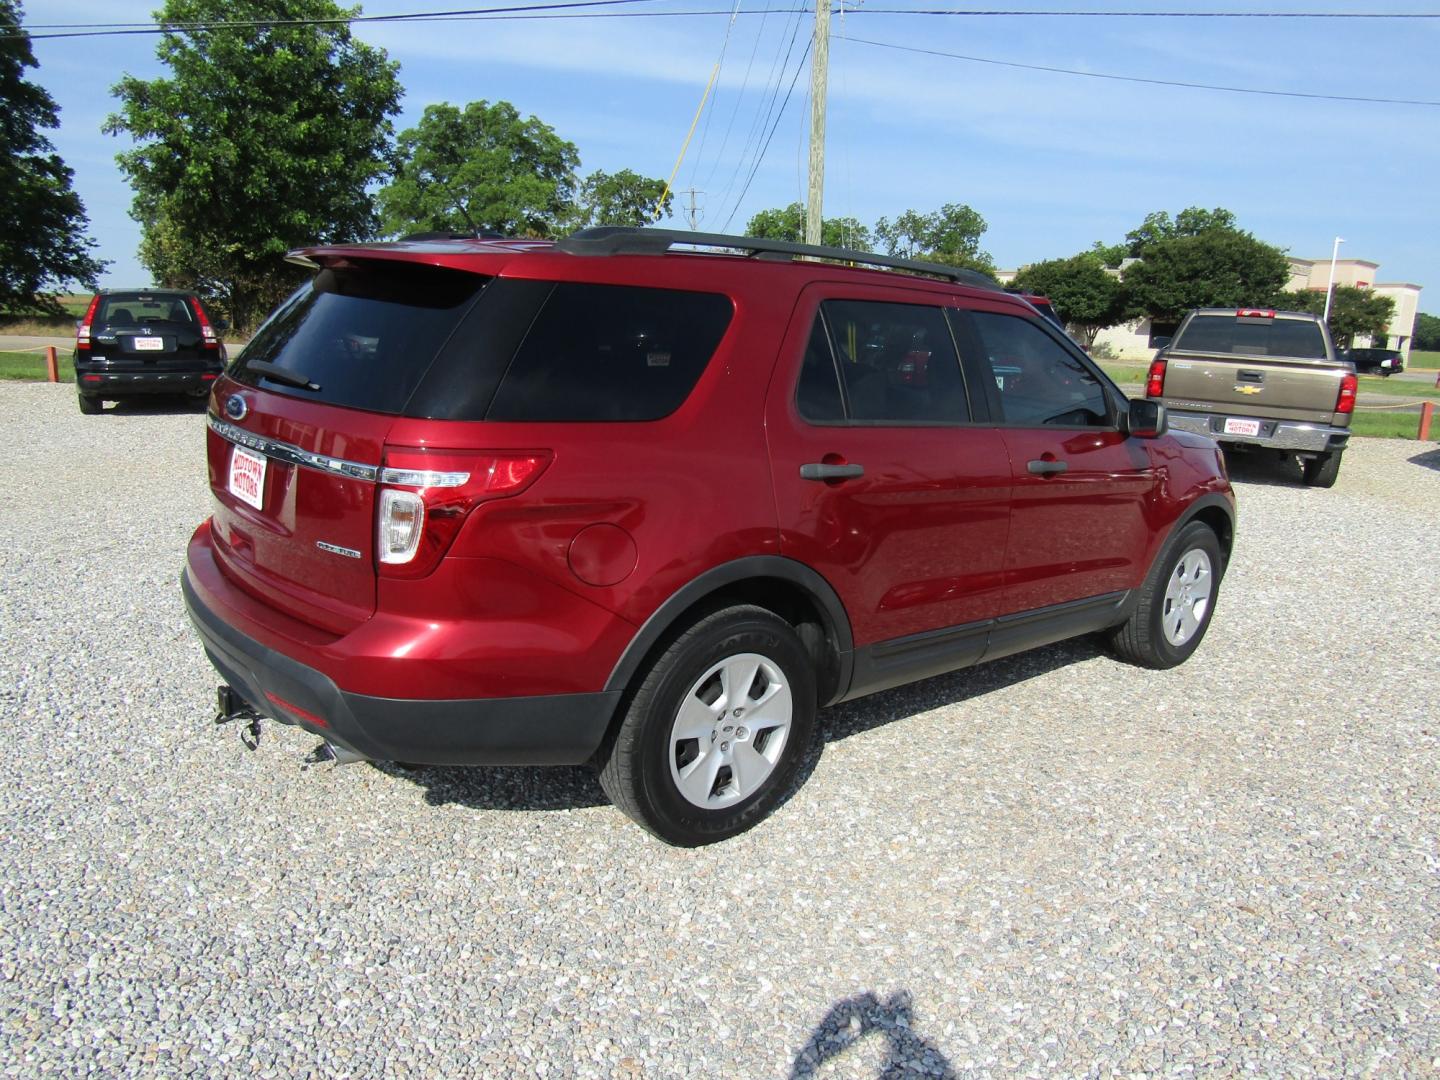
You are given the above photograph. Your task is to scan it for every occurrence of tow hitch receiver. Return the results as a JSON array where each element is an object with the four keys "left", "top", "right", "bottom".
[{"left": 215, "top": 685, "right": 263, "bottom": 750}]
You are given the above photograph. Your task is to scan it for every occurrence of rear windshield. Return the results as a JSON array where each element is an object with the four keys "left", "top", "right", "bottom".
[
  {"left": 230, "top": 263, "right": 489, "bottom": 413},
  {"left": 234, "top": 266, "right": 734, "bottom": 421},
  {"left": 98, "top": 294, "right": 196, "bottom": 326},
  {"left": 1174, "top": 315, "right": 1328, "bottom": 359}
]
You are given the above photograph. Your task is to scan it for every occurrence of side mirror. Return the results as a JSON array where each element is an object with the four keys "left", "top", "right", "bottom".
[
  {"left": 214, "top": 319, "right": 230, "bottom": 332},
  {"left": 1126, "top": 398, "right": 1167, "bottom": 439},
  {"left": 1151, "top": 335, "right": 1173, "bottom": 350}
]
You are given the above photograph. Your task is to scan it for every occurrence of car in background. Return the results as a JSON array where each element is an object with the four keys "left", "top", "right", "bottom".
[
  {"left": 1341, "top": 347, "right": 1404, "bottom": 377},
  {"left": 72, "top": 289, "right": 228, "bottom": 414}
]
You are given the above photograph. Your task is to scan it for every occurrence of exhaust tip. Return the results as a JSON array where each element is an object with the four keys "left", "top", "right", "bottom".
[{"left": 306, "top": 741, "right": 367, "bottom": 766}]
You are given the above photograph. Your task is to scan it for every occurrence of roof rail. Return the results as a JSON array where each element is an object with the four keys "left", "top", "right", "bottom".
[{"left": 554, "top": 227, "right": 1000, "bottom": 290}]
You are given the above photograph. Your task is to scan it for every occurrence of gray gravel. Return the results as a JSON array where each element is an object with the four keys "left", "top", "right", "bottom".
[{"left": 2, "top": 381, "right": 1437, "bottom": 1078}]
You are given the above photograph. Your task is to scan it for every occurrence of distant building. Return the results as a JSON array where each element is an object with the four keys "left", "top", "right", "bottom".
[{"left": 1001, "top": 257, "right": 1422, "bottom": 361}]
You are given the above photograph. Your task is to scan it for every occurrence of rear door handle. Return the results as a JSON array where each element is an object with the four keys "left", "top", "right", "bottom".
[
  {"left": 800, "top": 462, "right": 865, "bottom": 481},
  {"left": 1027, "top": 459, "right": 1068, "bottom": 476}
]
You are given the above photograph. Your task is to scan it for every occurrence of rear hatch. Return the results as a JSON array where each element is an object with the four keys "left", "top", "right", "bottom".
[
  {"left": 1159, "top": 311, "right": 1347, "bottom": 425},
  {"left": 88, "top": 292, "right": 211, "bottom": 371},
  {"left": 206, "top": 259, "right": 492, "bottom": 634}
]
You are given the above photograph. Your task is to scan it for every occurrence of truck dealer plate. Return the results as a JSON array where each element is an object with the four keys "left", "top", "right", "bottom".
[{"left": 1223, "top": 418, "right": 1261, "bottom": 437}]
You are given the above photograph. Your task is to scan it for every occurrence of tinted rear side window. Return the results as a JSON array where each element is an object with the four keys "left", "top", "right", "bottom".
[
  {"left": 99, "top": 294, "right": 195, "bottom": 326},
  {"left": 1175, "top": 315, "right": 1327, "bottom": 359},
  {"left": 485, "top": 284, "right": 732, "bottom": 422},
  {"left": 231, "top": 263, "right": 489, "bottom": 414}
]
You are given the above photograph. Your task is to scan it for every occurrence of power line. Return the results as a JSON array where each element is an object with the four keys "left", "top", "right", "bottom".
[
  {"left": 721, "top": 38, "right": 812, "bottom": 231},
  {"left": 846, "top": 35, "right": 1440, "bottom": 106},
  {"left": 17, "top": 6, "right": 1440, "bottom": 40}
]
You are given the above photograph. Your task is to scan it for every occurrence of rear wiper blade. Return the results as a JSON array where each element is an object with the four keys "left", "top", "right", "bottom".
[{"left": 248, "top": 359, "right": 321, "bottom": 392}]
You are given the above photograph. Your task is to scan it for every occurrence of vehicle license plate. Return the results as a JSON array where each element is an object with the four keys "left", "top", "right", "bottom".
[
  {"left": 1223, "top": 417, "right": 1261, "bottom": 437},
  {"left": 228, "top": 446, "right": 267, "bottom": 510},
  {"left": 133, "top": 336, "right": 164, "bottom": 351}
]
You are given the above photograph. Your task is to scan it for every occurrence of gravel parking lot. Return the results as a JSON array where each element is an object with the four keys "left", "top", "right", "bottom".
[{"left": 2, "top": 381, "right": 1436, "bottom": 1078}]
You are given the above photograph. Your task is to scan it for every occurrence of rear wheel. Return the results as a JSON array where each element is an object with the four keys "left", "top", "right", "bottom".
[
  {"left": 597, "top": 605, "right": 817, "bottom": 846},
  {"left": 77, "top": 390, "right": 102, "bottom": 415},
  {"left": 1302, "top": 451, "right": 1341, "bottom": 488},
  {"left": 1108, "top": 521, "right": 1222, "bottom": 670}
]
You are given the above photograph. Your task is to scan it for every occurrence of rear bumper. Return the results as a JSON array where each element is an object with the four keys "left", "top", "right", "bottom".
[
  {"left": 75, "top": 364, "right": 221, "bottom": 395},
  {"left": 181, "top": 562, "right": 621, "bottom": 767},
  {"left": 1166, "top": 409, "right": 1350, "bottom": 454}
]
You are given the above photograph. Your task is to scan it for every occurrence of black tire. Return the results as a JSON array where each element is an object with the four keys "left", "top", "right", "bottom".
[
  {"left": 1302, "top": 451, "right": 1341, "bottom": 488},
  {"left": 1108, "top": 521, "right": 1223, "bottom": 670},
  {"left": 597, "top": 605, "right": 817, "bottom": 846},
  {"left": 77, "top": 390, "right": 102, "bottom": 415}
]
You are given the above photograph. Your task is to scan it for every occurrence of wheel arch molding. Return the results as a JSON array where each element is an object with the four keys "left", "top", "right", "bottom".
[{"left": 604, "top": 556, "right": 855, "bottom": 707}]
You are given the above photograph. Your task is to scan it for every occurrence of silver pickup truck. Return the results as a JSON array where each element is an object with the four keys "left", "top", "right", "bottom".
[{"left": 1146, "top": 308, "right": 1356, "bottom": 487}]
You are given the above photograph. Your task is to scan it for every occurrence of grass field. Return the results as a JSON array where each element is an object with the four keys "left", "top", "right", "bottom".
[
  {"left": 0, "top": 294, "right": 89, "bottom": 337},
  {"left": 1350, "top": 412, "right": 1434, "bottom": 440},
  {"left": 0, "top": 351, "right": 72, "bottom": 382},
  {"left": 1407, "top": 350, "right": 1440, "bottom": 370}
]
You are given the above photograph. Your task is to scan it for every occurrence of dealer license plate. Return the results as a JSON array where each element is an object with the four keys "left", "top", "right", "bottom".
[
  {"left": 1223, "top": 418, "right": 1261, "bottom": 437},
  {"left": 228, "top": 446, "right": 267, "bottom": 510},
  {"left": 133, "top": 336, "right": 164, "bottom": 351}
]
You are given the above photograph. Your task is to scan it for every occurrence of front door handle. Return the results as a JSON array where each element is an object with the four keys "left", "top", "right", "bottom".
[
  {"left": 800, "top": 462, "right": 865, "bottom": 481},
  {"left": 1027, "top": 459, "right": 1068, "bottom": 476}
]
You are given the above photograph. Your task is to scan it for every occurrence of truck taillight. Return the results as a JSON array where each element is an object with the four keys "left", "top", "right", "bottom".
[
  {"left": 1146, "top": 359, "right": 1167, "bottom": 398},
  {"left": 76, "top": 294, "right": 100, "bottom": 351},
  {"left": 190, "top": 297, "right": 220, "bottom": 350},
  {"left": 376, "top": 448, "right": 551, "bottom": 578},
  {"left": 1336, "top": 372, "right": 1358, "bottom": 414}
]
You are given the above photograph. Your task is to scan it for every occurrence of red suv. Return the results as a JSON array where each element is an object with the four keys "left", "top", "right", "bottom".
[{"left": 183, "top": 228, "right": 1235, "bottom": 845}]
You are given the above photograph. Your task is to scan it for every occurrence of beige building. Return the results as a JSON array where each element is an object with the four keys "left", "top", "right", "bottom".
[{"left": 1003, "top": 256, "right": 1423, "bottom": 361}]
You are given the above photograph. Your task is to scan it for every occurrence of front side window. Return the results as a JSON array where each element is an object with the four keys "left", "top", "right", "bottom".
[
  {"left": 968, "top": 311, "right": 1110, "bottom": 427},
  {"left": 801, "top": 300, "right": 969, "bottom": 424}
]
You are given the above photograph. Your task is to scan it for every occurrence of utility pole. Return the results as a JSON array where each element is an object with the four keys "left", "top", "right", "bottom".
[
  {"left": 804, "top": 1, "right": 831, "bottom": 246},
  {"left": 679, "top": 188, "right": 703, "bottom": 231}
]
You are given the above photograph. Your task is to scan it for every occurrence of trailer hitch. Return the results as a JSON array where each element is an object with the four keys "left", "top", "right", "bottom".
[{"left": 215, "top": 685, "right": 263, "bottom": 750}]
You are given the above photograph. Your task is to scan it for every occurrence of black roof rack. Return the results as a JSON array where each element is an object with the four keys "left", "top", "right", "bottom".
[{"left": 554, "top": 227, "right": 1001, "bottom": 291}]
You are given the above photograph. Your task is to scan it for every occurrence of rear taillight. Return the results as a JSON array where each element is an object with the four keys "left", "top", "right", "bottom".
[
  {"left": 376, "top": 448, "right": 551, "bottom": 578},
  {"left": 76, "top": 294, "right": 100, "bottom": 351},
  {"left": 1146, "top": 359, "right": 1167, "bottom": 398},
  {"left": 1336, "top": 372, "right": 1358, "bottom": 414},
  {"left": 191, "top": 297, "right": 220, "bottom": 350}
]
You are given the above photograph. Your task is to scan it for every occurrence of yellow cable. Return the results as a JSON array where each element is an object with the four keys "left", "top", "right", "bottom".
[{"left": 655, "top": 60, "right": 723, "bottom": 223}]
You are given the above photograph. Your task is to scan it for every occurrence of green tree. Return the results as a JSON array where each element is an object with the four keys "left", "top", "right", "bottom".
[
  {"left": 378, "top": 100, "right": 579, "bottom": 239},
  {"left": 570, "top": 169, "right": 671, "bottom": 229},
  {"left": 107, "top": 0, "right": 402, "bottom": 331},
  {"left": 874, "top": 203, "right": 993, "bottom": 273},
  {"left": 1122, "top": 229, "right": 1291, "bottom": 323},
  {"left": 1413, "top": 312, "right": 1440, "bottom": 351},
  {"left": 744, "top": 203, "right": 873, "bottom": 251},
  {"left": 1011, "top": 255, "right": 1127, "bottom": 346},
  {"left": 0, "top": 0, "right": 106, "bottom": 314},
  {"left": 1284, "top": 285, "right": 1396, "bottom": 349},
  {"left": 1124, "top": 206, "right": 1238, "bottom": 258}
]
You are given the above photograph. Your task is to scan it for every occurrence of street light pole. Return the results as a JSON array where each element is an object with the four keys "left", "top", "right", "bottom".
[{"left": 1322, "top": 236, "right": 1344, "bottom": 325}]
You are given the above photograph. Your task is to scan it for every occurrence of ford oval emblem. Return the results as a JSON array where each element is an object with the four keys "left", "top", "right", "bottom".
[{"left": 224, "top": 394, "right": 248, "bottom": 421}]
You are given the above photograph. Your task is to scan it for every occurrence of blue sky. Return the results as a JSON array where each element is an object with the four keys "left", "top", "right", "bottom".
[{"left": 21, "top": 1, "right": 1440, "bottom": 315}]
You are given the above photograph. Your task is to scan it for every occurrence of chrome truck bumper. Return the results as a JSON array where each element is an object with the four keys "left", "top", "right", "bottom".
[{"left": 1165, "top": 410, "right": 1350, "bottom": 454}]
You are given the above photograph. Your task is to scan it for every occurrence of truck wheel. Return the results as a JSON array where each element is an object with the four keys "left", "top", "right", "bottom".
[
  {"left": 1302, "top": 452, "right": 1341, "bottom": 488},
  {"left": 1108, "top": 521, "right": 1222, "bottom": 670},
  {"left": 77, "top": 390, "right": 102, "bottom": 415},
  {"left": 597, "top": 605, "right": 817, "bottom": 846}
]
